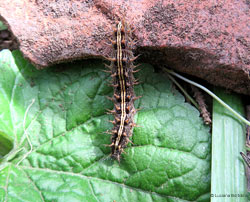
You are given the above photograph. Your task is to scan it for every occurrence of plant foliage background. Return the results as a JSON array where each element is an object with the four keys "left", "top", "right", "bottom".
[{"left": 0, "top": 50, "right": 211, "bottom": 201}]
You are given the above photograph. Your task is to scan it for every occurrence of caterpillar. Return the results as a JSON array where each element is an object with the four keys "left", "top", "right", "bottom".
[{"left": 105, "top": 20, "right": 140, "bottom": 161}]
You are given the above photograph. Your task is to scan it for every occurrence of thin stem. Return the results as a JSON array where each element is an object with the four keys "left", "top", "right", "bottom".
[
  {"left": 162, "top": 68, "right": 250, "bottom": 127},
  {"left": 166, "top": 73, "right": 199, "bottom": 109},
  {"left": 16, "top": 99, "right": 35, "bottom": 166}
]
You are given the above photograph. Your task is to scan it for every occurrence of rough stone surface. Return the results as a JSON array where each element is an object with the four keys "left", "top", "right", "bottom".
[{"left": 0, "top": 0, "right": 249, "bottom": 95}]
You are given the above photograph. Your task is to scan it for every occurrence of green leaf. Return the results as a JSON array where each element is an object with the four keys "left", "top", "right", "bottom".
[
  {"left": 0, "top": 21, "right": 7, "bottom": 31},
  {"left": 0, "top": 50, "right": 211, "bottom": 202},
  {"left": 0, "top": 131, "right": 12, "bottom": 158},
  {"left": 211, "top": 88, "right": 247, "bottom": 202}
]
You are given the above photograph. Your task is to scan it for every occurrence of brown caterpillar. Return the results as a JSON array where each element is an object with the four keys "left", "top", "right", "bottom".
[{"left": 105, "top": 20, "right": 140, "bottom": 161}]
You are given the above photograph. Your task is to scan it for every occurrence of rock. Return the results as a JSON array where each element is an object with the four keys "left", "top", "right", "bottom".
[{"left": 0, "top": 0, "right": 249, "bottom": 95}]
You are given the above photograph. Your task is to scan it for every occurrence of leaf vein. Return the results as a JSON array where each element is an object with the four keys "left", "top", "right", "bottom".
[{"left": 19, "top": 165, "right": 191, "bottom": 201}]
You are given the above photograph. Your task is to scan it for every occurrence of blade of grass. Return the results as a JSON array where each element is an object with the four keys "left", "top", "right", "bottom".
[{"left": 211, "top": 87, "right": 247, "bottom": 202}]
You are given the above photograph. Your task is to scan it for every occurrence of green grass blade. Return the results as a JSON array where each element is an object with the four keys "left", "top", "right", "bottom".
[{"left": 211, "top": 88, "right": 247, "bottom": 202}]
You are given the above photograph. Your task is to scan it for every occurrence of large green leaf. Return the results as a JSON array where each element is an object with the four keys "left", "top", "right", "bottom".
[{"left": 0, "top": 50, "right": 211, "bottom": 202}]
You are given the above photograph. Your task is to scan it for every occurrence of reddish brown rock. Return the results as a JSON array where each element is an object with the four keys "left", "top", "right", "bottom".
[{"left": 0, "top": 0, "right": 249, "bottom": 95}]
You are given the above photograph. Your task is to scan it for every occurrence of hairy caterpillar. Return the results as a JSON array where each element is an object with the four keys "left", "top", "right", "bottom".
[{"left": 105, "top": 20, "right": 140, "bottom": 161}]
